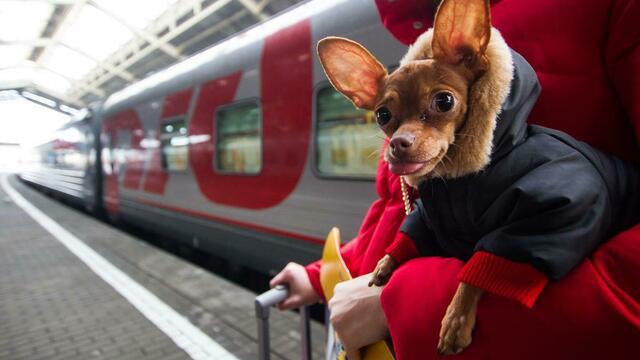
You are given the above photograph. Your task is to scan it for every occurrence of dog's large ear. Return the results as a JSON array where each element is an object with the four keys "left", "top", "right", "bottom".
[
  {"left": 317, "top": 37, "right": 387, "bottom": 110},
  {"left": 432, "top": 0, "right": 491, "bottom": 73}
]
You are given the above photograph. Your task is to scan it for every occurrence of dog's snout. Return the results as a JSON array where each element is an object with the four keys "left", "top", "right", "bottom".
[{"left": 390, "top": 133, "right": 415, "bottom": 157}]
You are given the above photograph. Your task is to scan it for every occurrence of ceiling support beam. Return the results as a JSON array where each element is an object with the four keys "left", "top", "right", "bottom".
[
  {"left": 237, "top": 0, "right": 270, "bottom": 21},
  {"left": 4, "top": 0, "right": 287, "bottom": 107},
  {"left": 34, "top": 0, "right": 89, "bottom": 64},
  {"left": 58, "top": 43, "right": 136, "bottom": 82},
  {"left": 68, "top": 0, "right": 236, "bottom": 102}
]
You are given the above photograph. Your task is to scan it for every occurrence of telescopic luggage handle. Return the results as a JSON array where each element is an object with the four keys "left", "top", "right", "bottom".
[{"left": 255, "top": 284, "right": 313, "bottom": 360}]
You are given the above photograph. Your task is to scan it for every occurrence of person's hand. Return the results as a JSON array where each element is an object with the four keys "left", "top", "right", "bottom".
[
  {"left": 328, "top": 273, "right": 389, "bottom": 360},
  {"left": 270, "top": 262, "right": 321, "bottom": 310}
]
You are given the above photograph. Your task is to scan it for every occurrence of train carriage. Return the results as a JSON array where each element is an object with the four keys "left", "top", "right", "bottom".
[
  {"left": 20, "top": 110, "right": 101, "bottom": 213},
  {"left": 22, "top": 0, "right": 408, "bottom": 274}
]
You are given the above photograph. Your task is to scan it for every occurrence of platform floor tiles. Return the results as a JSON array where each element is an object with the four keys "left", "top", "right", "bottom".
[{"left": 0, "top": 174, "right": 325, "bottom": 360}]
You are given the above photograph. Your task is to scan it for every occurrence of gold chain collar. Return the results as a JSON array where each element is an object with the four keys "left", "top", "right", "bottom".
[{"left": 400, "top": 176, "right": 413, "bottom": 215}]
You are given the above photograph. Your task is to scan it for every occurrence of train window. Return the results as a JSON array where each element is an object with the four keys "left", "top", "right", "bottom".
[
  {"left": 161, "top": 117, "right": 189, "bottom": 171},
  {"left": 215, "top": 101, "right": 261, "bottom": 174},
  {"left": 315, "top": 86, "right": 382, "bottom": 178}
]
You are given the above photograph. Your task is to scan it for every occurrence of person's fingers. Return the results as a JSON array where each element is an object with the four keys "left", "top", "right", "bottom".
[
  {"left": 277, "top": 295, "right": 301, "bottom": 310},
  {"left": 269, "top": 268, "right": 290, "bottom": 288}
]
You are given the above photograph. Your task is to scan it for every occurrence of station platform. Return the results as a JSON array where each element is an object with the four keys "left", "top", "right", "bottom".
[{"left": 0, "top": 174, "right": 325, "bottom": 360}]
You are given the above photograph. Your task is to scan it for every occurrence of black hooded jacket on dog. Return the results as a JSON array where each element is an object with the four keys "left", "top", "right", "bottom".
[{"left": 402, "top": 51, "right": 640, "bottom": 281}]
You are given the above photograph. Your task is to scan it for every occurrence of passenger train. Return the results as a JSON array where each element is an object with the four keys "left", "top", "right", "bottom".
[{"left": 20, "top": 0, "right": 409, "bottom": 274}]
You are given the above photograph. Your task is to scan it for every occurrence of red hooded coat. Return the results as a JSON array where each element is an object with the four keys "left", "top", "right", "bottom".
[{"left": 306, "top": 0, "right": 640, "bottom": 358}]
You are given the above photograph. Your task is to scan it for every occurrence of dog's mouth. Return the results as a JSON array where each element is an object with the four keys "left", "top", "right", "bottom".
[
  {"left": 388, "top": 161, "right": 428, "bottom": 175},
  {"left": 388, "top": 149, "right": 446, "bottom": 176}
]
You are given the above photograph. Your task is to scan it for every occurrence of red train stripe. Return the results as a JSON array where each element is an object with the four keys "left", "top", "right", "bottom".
[
  {"left": 189, "top": 19, "right": 313, "bottom": 209},
  {"left": 132, "top": 197, "right": 324, "bottom": 245},
  {"left": 161, "top": 87, "right": 194, "bottom": 118}
]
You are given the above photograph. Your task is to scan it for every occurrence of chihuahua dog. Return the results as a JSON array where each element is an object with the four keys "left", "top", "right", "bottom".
[{"left": 318, "top": 0, "right": 640, "bottom": 356}]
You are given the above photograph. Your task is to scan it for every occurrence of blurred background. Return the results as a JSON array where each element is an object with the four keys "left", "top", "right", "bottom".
[
  {"left": 0, "top": 1, "right": 392, "bottom": 358},
  {"left": 0, "top": 0, "right": 305, "bottom": 171}
]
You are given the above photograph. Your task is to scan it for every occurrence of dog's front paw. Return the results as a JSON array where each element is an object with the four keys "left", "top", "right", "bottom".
[
  {"left": 437, "top": 283, "right": 482, "bottom": 356},
  {"left": 368, "top": 255, "right": 398, "bottom": 287},
  {"left": 437, "top": 310, "right": 475, "bottom": 356}
]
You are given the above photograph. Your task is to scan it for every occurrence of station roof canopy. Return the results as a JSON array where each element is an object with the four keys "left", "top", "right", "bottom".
[{"left": 0, "top": 0, "right": 304, "bottom": 113}]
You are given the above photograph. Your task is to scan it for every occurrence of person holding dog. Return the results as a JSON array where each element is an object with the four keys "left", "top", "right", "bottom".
[{"left": 270, "top": 0, "right": 640, "bottom": 359}]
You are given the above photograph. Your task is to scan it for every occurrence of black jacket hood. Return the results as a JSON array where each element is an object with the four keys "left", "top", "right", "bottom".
[{"left": 491, "top": 50, "right": 541, "bottom": 162}]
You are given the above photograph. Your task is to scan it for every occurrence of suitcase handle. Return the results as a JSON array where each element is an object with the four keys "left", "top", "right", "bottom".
[{"left": 255, "top": 285, "right": 313, "bottom": 360}]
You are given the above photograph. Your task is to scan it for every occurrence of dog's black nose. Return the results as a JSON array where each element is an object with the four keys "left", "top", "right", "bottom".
[{"left": 390, "top": 133, "right": 415, "bottom": 157}]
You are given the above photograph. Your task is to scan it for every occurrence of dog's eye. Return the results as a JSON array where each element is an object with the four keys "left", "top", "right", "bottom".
[
  {"left": 433, "top": 92, "right": 455, "bottom": 112},
  {"left": 375, "top": 107, "right": 392, "bottom": 126}
]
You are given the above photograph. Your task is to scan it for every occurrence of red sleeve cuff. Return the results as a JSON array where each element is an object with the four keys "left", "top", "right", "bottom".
[
  {"left": 304, "top": 261, "right": 326, "bottom": 301},
  {"left": 459, "top": 252, "right": 549, "bottom": 308},
  {"left": 385, "top": 232, "right": 420, "bottom": 263}
]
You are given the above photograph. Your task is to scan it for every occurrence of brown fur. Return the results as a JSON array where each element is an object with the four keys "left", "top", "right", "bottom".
[
  {"left": 317, "top": 0, "right": 514, "bottom": 355},
  {"left": 401, "top": 27, "right": 513, "bottom": 180}
]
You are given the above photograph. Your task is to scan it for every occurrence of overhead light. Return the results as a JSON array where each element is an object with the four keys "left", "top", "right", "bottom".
[
  {"left": 0, "top": 90, "right": 20, "bottom": 101},
  {"left": 59, "top": 104, "right": 82, "bottom": 116},
  {"left": 21, "top": 91, "right": 57, "bottom": 108}
]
